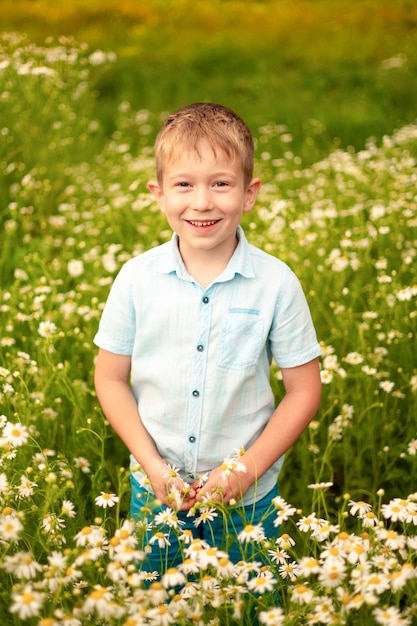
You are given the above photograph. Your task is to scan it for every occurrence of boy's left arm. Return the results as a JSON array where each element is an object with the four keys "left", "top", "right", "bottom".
[{"left": 196, "top": 357, "right": 321, "bottom": 504}]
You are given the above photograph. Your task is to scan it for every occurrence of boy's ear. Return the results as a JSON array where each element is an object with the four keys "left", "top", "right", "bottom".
[
  {"left": 147, "top": 180, "right": 165, "bottom": 211},
  {"left": 243, "top": 177, "right": 262, "bottom": 213}
]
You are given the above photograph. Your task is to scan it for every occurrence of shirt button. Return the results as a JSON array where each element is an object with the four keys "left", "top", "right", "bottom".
[
  {"left": 192, "top": 389, "right": 200, "bottom": 397},
  {"left": 197, "top": 344, "right": 204, "bottom": 352},
  {"left": 189, "top": 436, "right": 196, "bottom": 443},
  {"left": 202, "top": 296, "right": 209, "bottom": 303}
]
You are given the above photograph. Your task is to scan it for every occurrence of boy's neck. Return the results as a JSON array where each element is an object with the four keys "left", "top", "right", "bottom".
[{"left": 178, "top": 235, "right": 238, "bottom": 289}]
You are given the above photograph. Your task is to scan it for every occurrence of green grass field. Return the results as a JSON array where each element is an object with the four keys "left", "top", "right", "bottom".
[
  {"left": 1, "top": 0, "right": 417, "bottom": 160},
  {"left": 0, "top": 3, "right": 416, "bottom": 623}
]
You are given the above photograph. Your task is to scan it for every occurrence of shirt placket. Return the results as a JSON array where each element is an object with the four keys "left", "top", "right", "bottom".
[{"left": 183, "top": 286, "right": 214, "bottom": 477}]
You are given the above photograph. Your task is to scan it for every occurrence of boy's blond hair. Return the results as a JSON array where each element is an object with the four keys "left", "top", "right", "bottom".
[{"left": 154, "top": 102, "right": 255, "bottom": 186}]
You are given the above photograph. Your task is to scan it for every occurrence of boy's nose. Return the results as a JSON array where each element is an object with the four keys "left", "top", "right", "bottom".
[{"left": 190, "top": 187, "right": 214, "bottom": 211}]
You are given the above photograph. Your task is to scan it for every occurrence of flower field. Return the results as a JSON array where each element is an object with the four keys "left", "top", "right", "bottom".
[{"left": 0, "top": 32, "right": 416, "bottom": 625}]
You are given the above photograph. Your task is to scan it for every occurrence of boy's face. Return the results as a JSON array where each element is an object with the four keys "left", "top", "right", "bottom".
[{"left": 148, "top": 141, "right": 261, "bottom": 265}]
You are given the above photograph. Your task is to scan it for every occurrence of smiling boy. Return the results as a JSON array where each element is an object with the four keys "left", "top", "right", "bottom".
[{"left": 94, "top": 102, "right": 322, "bottom": 568}]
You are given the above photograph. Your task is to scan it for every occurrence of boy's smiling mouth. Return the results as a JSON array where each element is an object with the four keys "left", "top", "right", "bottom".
[{"left": 187, "top": 219, "right": 221, "bottom": 227}]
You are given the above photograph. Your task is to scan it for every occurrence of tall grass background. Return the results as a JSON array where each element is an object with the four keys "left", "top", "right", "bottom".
[
  {"left": 2, "top": 0, "right": 417, "bottom": 160},
  {"left": 0, "top": 1, "right": 416, "bottom": 623}
]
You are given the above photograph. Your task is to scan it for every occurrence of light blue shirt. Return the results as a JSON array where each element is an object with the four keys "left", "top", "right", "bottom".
[{"left": 94, "top": 227, "right": 321, "bottom": 504}]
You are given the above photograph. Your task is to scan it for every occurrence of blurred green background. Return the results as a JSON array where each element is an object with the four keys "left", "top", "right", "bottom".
[{"left": 1, "top": 0, "right": 417, "bottom": 161}]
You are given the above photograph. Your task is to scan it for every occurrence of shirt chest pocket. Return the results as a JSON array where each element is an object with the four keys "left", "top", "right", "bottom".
[{"left": 218, "top": 309, "right": 264, "bottom": 369}]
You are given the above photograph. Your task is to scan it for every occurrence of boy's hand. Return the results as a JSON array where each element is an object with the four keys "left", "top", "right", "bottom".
[
  {"left": 195, "top": 462, "right": 254, "bottom": 506},
  {"left": 146, "top": 459, "right": 198, "bottom": 511}
]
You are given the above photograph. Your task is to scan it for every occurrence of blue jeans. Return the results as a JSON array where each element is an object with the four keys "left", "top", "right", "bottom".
[{"left": 130, "top": 474, "right": 280, "bottom": 573}]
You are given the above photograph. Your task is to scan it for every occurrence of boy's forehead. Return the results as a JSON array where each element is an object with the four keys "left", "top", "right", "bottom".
[{"left": 162, "top": 142, "right": 240, "bottom": 167}]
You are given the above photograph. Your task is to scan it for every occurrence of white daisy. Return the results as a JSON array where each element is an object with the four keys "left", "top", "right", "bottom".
[
  {"left": 95, "top": 491, "right": 119, "bottom": 508},
  {"left": 348, "top": 499, "right": 373, "bottom": 517},
  {"left": 149, "top": 531, "right": 171, "bottom": 549},
  {"left": 73, "top": 456, "right": 91, "bottom": 473},
  {"left": 318, "top": 560, "right": 347, "bottom": 587},
  {"left": 267, "top": 547, "right": 290, "bottom": 565},
  {"left": 375, "top": 528, "right": 407, "bottom": 551},
  {"left": 307, "top": 481, "right": 334, "bottom": 490},
  {"left": 345, "top": 537, "right": 369, "bottom": 564},
  {"left": 184, "top": 538, "right": 210, "bottom": 559},
  {"left": 346, "top": 592, "right": 367, "bottom": 610},
  {"left": 238, "top": 523, "right": 266, "bottom": 543},
  {"left": 74, "top": 525, "right": 107, "bottom": 548},
  {"left": 193, "top": 506, "right": 218, "bottom": 527},
  {"left": 161, "top": 567, "right": 186, "bottom": 588},
  {"left": 311, "top": 599, "right": 337, "bottom": 623},
  {"left": 291, "top": 583, "right": 315, "bottom": 604},
  {"left": 38, "top": 320, "right": 57, "bottom": 338},
  {"left": 62, "top": 564, "right": 83, "bottom": 584},
  {"left": 373, "top": 606, "right": 412, "bottom": 626},
  {"left": 47, "top": 550, "right": 67, "bottom": 571},
  {"left": 9, "top": 585, "right": 43, "bottom": 619},
  {"left": 178, "top": 528, "right": 194, "bottom": 544},
  {"left": 166, "top": 483, "right": 183, "bottom": 510},
  {"left": 407, "top": 438, "right": 417, "bottom": 455},
  {"left": 148, "top": 581, "right": 169, "bottom": 604},
  {"left": 278, "top": 561, "right": 300, "bottom": 581},
  {"left": 272, "top": 496, "right": 297, "bottom": 524},
  {"left": 311, "top": 519, "right": 338, "bottom": 541},
  {"left": 247, "top": 569, "right": 277, "bottom": 594},
  {"left": 297, "top": 556, "right": 320, "bottom": 576},
  {"left": 178, "top": 558, "right": 201, "bottom": 575},
  {"left": 215, "top": 556, "right": 236, "bottom": 578},
  {"left": 82, "top": 585, "right": 115, "bottom": 619},
  {"left": 296, "top": 512, "right": 318, "bottom": 532},
  {"left": 362, "top": 572, "right": 390, "bottom": 595},
  {"left": 154, "top": 507, "right": 184, "bottom": 529},
  {"left": 106, "top": 560, "right": 128, "bottom": 583},
  {"left": 259, "top": 607, "right": 286, "bottom": 625},
  {"left": 111, "top": 545, "right": 145, "bottom": 565},
  {"left": 221, "top": 454, "right": 247, "bottom": 478},
  {"left": 61, "top": 499, "right": 76, "bottom": 518},
  {"left": 67, "top": 259, "right": 84, "bottom": 277},
  {"left": 2, "top": 421, "right": 29, "bottom": 447},
  {"left": 344, "top": 351, "right": 364, "bottom": 364},
  {"left": 0, "top": 514, "right": 23, "bottom": 542},
  {"left": 198, "top": 546, "right": 228, "bottom": 569},
  {"left": 360, "top": 511, "right": 379, "bottom": 528},
  {"left": 2, "top": 551, "right": 42, "bottom": 579},
  {"left": 162, "top": 463, "right": 182, "bottom": 480},
  {"left": 275, "top": 533, "right": 296, "bottom": 549},
  {"left": 146, "top": 603, "right": 174, "bottom": 625},
  {"left": 320, "top": 369, "right": 333, "bottom": 384},
  {"left": 388, "top": 563, "right": 414, "bottom": 593}
]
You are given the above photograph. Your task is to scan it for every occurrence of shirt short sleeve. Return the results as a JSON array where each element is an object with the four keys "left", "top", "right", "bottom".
[
  {"left": 93, "top": 262, "right": 136, "bottom": 355},
  {"left": 270, "top": 269, "right": 321, "bottom": 368}
]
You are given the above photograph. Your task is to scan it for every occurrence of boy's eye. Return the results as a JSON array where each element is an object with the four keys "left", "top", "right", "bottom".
[
  {"left": 176, "top": 182, "right": 190, "bottom": 188},
  {"left": 214, "top": 181, "right": 228, "bottom": 187}
]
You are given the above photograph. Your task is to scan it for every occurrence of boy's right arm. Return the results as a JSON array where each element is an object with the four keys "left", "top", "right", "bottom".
[{"left": 94, "top": 348, "right": 190, "bottom": 507}]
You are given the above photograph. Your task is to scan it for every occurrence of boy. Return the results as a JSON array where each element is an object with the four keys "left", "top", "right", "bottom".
[{"left": 94, "top": 102, "right": 321, "bottom": 568}]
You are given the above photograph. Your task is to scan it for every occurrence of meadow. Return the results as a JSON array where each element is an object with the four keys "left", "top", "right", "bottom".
[
  {"left": 1, "top": 0, "right": 417, "bottom": 161},
  {"left": 0, "top": 3, "right": 417, "bottom": 624}
]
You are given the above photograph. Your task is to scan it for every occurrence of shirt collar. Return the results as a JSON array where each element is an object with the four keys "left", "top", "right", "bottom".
[{"left": 158, "top": 225, "right": 255, "bottom": 282}]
